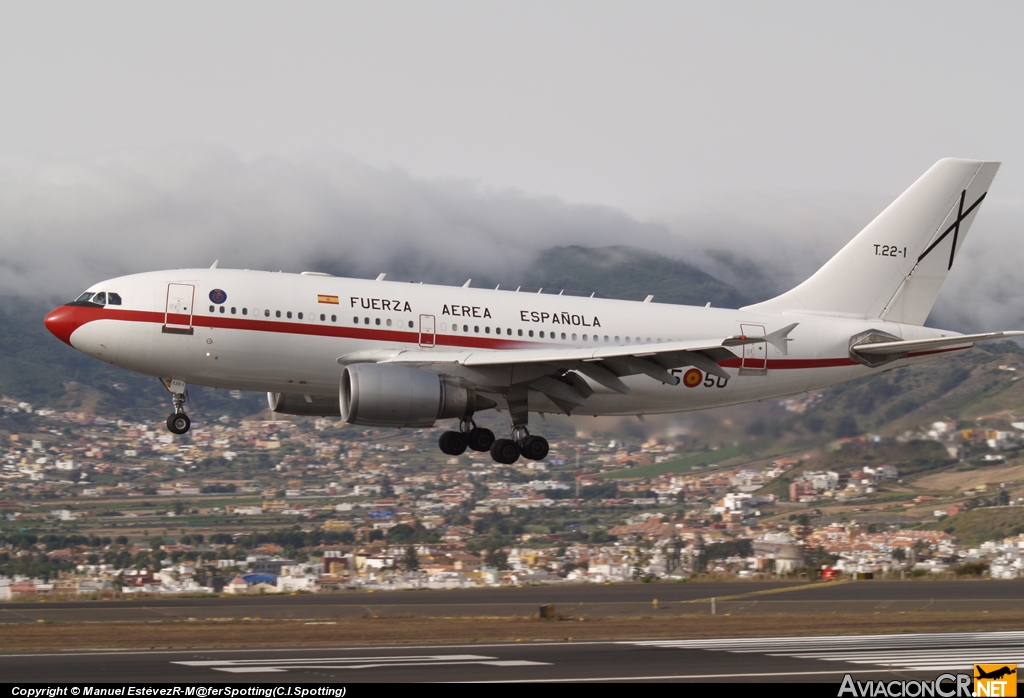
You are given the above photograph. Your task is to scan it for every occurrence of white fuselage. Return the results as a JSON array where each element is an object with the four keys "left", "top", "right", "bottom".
[{"left": 52, "top": 268, "right": 962, "bottom": 418}]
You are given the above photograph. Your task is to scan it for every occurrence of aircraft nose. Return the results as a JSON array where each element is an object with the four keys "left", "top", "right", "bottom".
[{"left": 44, "top": 305, "right": 84, "bottom": 346}]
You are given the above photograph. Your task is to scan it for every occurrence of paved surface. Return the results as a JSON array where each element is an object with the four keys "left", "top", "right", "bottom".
[
  {"left": 2, "top": 580, "right": 1023, "bottom": 622},
  {"left": 4, "top": 630, "right": 1023, "bottom": 682}
]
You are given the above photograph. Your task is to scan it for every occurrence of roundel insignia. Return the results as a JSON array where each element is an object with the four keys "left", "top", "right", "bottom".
[
  {"left": 683, "top": 368, "right": 703, "bottom": 388},
  {"left": 209, "top": 289, "right": 227, "bottom": 304}
]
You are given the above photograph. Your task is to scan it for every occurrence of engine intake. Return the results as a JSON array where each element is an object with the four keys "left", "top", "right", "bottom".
[
  {"left": 267, "top": 392, "right": 341, "bottom": 417},
  {"left": 340, "top": 363, "right": 493, "bottom": 428}
]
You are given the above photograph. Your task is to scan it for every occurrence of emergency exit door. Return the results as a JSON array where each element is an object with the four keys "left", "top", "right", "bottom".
[
  {"left": 164, "top": 283, "right": 195, "bottom": 334},
  {"left": 419, "top": 314, "right": 436, "bottom": 348}
]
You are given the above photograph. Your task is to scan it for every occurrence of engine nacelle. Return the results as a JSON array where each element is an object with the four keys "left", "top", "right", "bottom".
[
  {"left": 267, "top": 392, "right": 341, "bottom": 417},
  {"left": 340, "top": 363, "right": 491, "bottom": 428}
]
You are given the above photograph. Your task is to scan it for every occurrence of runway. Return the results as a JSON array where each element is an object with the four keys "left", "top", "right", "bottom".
[
  {"left": 2, "top": 580, "right": 1022, "bottom": 623},
  {"left": 3, "top": 630, "right": 1022, "bottom": 682}
]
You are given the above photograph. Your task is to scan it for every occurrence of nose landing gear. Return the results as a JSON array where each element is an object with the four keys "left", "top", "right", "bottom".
[{"left": 163, "top": 379, "right": 191, "bottom": 435}]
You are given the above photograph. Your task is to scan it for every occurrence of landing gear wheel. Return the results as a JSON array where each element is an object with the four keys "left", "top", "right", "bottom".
[
  {"left": 520, "top": 435, "right": 549, "bottom": 461},
  {"left": 439, "top": 431, "right": 467, "bottom": 456},
  {"left": 490, "top": 438, "right": 521, "bottom": 464},
  {"left": 166, "top": 413, "right": 191, "bottom": 435},
  {"left": 467, "top": 427, "right": 495, "bottom": 452}
]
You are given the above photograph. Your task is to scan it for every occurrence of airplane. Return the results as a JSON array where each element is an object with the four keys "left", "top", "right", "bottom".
[{"left": 43, "top": 158, "right": 1022, "bottom": 464}]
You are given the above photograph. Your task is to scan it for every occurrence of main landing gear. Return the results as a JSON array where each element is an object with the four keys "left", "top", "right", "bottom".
[
  {"left": 163, "top": 379, "right": 191, "bottom": 435},
  {"left": 438, "top": 419, "right": 495, "bottom": 456},
  {"left": 489, "top": 426, "right": 549, "bottom": 465},
  {"left": 438, "top": 420, "right": 549, "bottom": 465}
]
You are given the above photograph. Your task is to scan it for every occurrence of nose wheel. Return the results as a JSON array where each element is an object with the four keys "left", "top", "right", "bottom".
[
  {"left": 167, "top": 412, "right": 191, "bottom": 435},
  {"left": 163, "top": 380, "right": 191, "bottom": 435}
]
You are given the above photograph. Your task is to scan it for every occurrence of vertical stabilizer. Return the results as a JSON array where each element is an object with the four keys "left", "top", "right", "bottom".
[{"left": 744, "top": 158, "right": 999, "bottom": 325}]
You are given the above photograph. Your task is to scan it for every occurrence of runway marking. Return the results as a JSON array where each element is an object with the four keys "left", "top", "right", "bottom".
[
  {"left": 464, "top": 669, "right": 908, "bottom": 683},
  {"left": 626, "top": 630, "right": 1024, "bottom": 672},
  {"left": 174, "top": 654, "right": 551, "bottom": 673},
  {"left": 682, "top": 579, "right": 850, "bottom": 604}
]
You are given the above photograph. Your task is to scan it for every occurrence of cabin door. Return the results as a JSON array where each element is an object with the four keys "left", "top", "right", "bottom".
[
  {"left": 164, "top": 284, "right": 195, "bottom": 334},
  {"left": 739, "top": 323, "right": 767, "bottom": 375}
]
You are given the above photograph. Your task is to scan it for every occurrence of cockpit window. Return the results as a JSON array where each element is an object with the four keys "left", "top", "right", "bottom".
[
  {"left": 107, "top": 292, "right": 122, "bottom": 305},
  {"left": 75, "top": 292, "right": 95, "bottom": 303},
  {"left": 92, "top": 292, "right": 107, "bottom": 305}
]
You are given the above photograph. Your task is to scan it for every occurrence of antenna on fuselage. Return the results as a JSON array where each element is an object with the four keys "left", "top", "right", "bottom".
[
  {"left": 463, "top": 279, "right": 472, "bottom": 288},
  {"left": 210, "top": 260, "right": 219, "bottom": 269},
  {"left": 376, "top": 273, "right": 386, "bottom": 281}
]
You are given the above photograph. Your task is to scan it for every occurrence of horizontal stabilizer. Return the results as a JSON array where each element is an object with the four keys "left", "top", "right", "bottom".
[{"left": 853, "top": 331, "right": 1024, "bottom": 356}]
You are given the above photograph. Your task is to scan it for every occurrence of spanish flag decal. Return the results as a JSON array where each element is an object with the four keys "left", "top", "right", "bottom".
[{"left": 317, "top": 295, "right": 340, "bottom": 305}]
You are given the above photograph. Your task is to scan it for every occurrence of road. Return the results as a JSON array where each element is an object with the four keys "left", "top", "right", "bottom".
[
  {"left": 3, "top": 630, "right": 1022, "bottom": 682},
  {"left": 2, "top": 579, "right": 1022, "bottom": 623}
]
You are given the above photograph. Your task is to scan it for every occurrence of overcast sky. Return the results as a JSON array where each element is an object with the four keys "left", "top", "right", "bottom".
[{"left": 2, "top": 2, "right": 1023, "bottom": 331}]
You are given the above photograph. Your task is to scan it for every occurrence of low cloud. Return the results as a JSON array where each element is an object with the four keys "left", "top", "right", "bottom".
[
  {"left": 0, "top": 146, "right": 671, "bottom": 301},
  {"left": 1, "top": 146, "right": 1020, "bottom": 334}
]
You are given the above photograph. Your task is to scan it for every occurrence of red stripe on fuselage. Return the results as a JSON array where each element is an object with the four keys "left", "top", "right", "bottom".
[{"left": 46, "top": 304, "right": 972, "bottom": 368}]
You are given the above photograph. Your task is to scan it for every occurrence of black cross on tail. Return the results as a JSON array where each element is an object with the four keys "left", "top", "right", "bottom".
[{"left": 917, "top": 189, "right": 988, "bottom": 270}]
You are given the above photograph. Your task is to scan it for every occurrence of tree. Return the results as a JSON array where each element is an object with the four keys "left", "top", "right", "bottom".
[
  {"left": 892, "top": 547, "right": 907, "bottom": 561},
  {"left": 484, "top": 549, "right": 509, "bottom": 570},
  {"left": 999, "top": 489, "right": 1011, "bottom": 506},
  {"left": 403, "top": 546, "right": 419, "bottom": 571}
]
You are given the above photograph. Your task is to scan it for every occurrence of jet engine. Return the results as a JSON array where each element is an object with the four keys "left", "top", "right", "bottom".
[
  {"left": 340, "top": 363, "right": 494, "bottom": 428},
  {"left": 267, "top": 392, "right": 341, "bottom": 417}
]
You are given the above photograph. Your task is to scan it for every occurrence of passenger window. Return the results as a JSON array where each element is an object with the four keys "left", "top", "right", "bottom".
[
  {"left": 209, "top": 305, "right": 215, "bottom": 313},
  {"left": 386, "top": 319, "right": 392, "bottom": 327},
  {"left": 287, "top": 311, "right": 292, "bottom": 319},
  {"left": 572, "top": 333, "right": 577, "bottom": 341},
  {"left": 561, "top": 332, "right": 566, "bottom": 340},
  {"left": 375, "top": 318, "right": 381, "bottom": 326},
  {"left": 93, "top": 292, "right": 107, "bottom": 305},
  {"left": 528, "top": 330, "right": 533, "bottom": 337},
  {"left": 297, "top": 312, "right": 303, "bottom": 320},
  {"left": 364, "top": 317, "right": 370, "bottom": 325},
  {"left": 331, "top": 315, "right": 336, "bottom": 322},
  {"left": 615, "top": 336, "right": 620, "bottom": 342},
  {"left": 507, "top": 328, "right": 512, "bottom": 335},
  {"left": 539, "top": 331, "right": 545, "bottom": 338},
  {"left": 583, "top": 334, "right": 588, "bottom": 341},
  {"left": 485, "top": 327, "right": 490, "bottom": 334},
  {"left": 242, "top": 308, "right": 248, "bottom": 316},
  {"left": 231, "top": 307, "right": 237, "bottom": 315},
  {"left": 219, "top": 306, "right": 226, "bottom": 314},
  {"left": 107, "top": 293, "right": 122, "bottom": 305},
  {"left": 276, "top": 311, "right": 281, "bottom": 318},
  {"left": 353, "top": 316, "right": 359, "bottom": 324},
  {"left": 518, "top": 329, "right": 523, "bottom": 337},
  {"left": 462, "top": 324, "right": 468, "bottom": 332},
  {"left": 320, "top": 314, "right": 325, "bottom": 321},
  {"left": 409, "top": 321, "right": 415, "bottom": 328},
  {"left": 474, "top": 326, "right": 479, "bottom": 333},
  {"left": 265, "top": 309, "right": 270, "bottom": 317}
]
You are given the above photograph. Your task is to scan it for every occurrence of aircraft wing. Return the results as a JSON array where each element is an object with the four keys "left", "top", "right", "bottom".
[
  {"left": 338, "top": 324, "right": 799, "bottom": 403},
  {"left": 852, "top": 331, "right": 1024, "bottom": 356}
]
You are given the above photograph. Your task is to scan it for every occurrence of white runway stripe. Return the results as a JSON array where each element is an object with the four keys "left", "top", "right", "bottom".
[{"left": 624, "top": 631, "right": 1024, "bottom": 672}]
